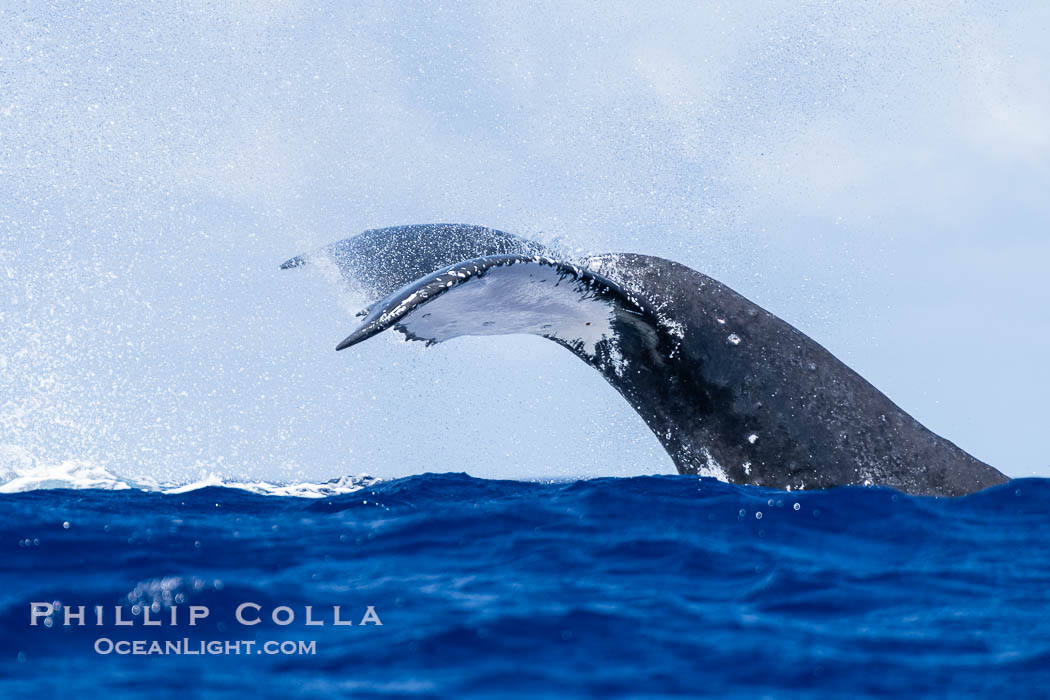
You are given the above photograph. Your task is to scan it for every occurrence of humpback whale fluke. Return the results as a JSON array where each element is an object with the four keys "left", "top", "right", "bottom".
[
  {"left": 280, "top": 224, "right": 550, "bottom": 298},
  {"left": 282, "top": 225, "right": 1009, "bottom": 496}
]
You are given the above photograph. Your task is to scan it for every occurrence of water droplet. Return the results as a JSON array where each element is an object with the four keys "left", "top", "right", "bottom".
[
  {"left": 755, "top": 511, "right": 763, "bottom": 519},
  {"left": 62, "top": 521, "right": 70, "bottom": 529},
  {"left": 738, "top": 509, "right": 746, "bottom": 517},
  {"left": 793, "top": 503, "right": 800, "bottom": 511},
  {"left": 728, "top": 334, "right": 741, "bottom": 345},
  {"left": 748, "top": 433, "right": 758, "bottom": 444}
]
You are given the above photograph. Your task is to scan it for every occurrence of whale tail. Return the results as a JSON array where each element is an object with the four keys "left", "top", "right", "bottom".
[{"left": 281, "top": 224, "right": 1009, "bottom": 496}]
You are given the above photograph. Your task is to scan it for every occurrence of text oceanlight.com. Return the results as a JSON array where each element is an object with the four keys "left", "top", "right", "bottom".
[{"left": 93, "top": 639, "right": 317, "bottom": 656}]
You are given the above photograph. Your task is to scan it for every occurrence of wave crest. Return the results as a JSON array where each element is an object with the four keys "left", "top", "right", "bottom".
[{"left": 0, "top": 444, "right": 377, "bottom": 497}]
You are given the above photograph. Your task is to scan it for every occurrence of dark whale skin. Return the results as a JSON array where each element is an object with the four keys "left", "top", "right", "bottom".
[{"left": 582, "top": 253, "right": 1008, "bottom": 496}]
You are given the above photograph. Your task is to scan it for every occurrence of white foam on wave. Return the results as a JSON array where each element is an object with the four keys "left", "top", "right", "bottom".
[
  {"left": 162, "top": 473, "right": 378, "bottom": 498},
  {"left": 0, "top": 444, "right": 377, "bottom": 497}
]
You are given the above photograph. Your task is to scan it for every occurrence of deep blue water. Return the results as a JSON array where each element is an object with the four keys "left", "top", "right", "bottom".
[{"left": 1, "top": 474, "right": 1048, "bottom": 698}]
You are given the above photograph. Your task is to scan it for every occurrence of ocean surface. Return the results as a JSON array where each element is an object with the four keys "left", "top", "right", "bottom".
[{"left": 1, "top": 471, "right": 1048, "bottom": 699}]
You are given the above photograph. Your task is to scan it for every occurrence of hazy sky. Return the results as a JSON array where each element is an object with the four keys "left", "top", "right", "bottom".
[{"left": 2, "top": 1, "right": 1048, "bottom": 483}]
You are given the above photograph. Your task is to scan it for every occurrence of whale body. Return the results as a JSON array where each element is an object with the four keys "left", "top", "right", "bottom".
[{"left": 282, "top": 224, "right": 1008, "bottom": 496}]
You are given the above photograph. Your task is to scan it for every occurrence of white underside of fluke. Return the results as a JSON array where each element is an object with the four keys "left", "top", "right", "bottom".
[{"left": 394, "top": 261, "right": 618, "bottom": 360}]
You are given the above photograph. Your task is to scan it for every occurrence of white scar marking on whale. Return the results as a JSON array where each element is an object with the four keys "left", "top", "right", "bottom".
[
  {"left": 695, "top": 447, "right": 729, "bottom": 482},
  {"left": 582, "top": 254, "right": 685, "bottom": 340},
  {"left": 394, "top": 262, "right": 619, "bottom": 361}
]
